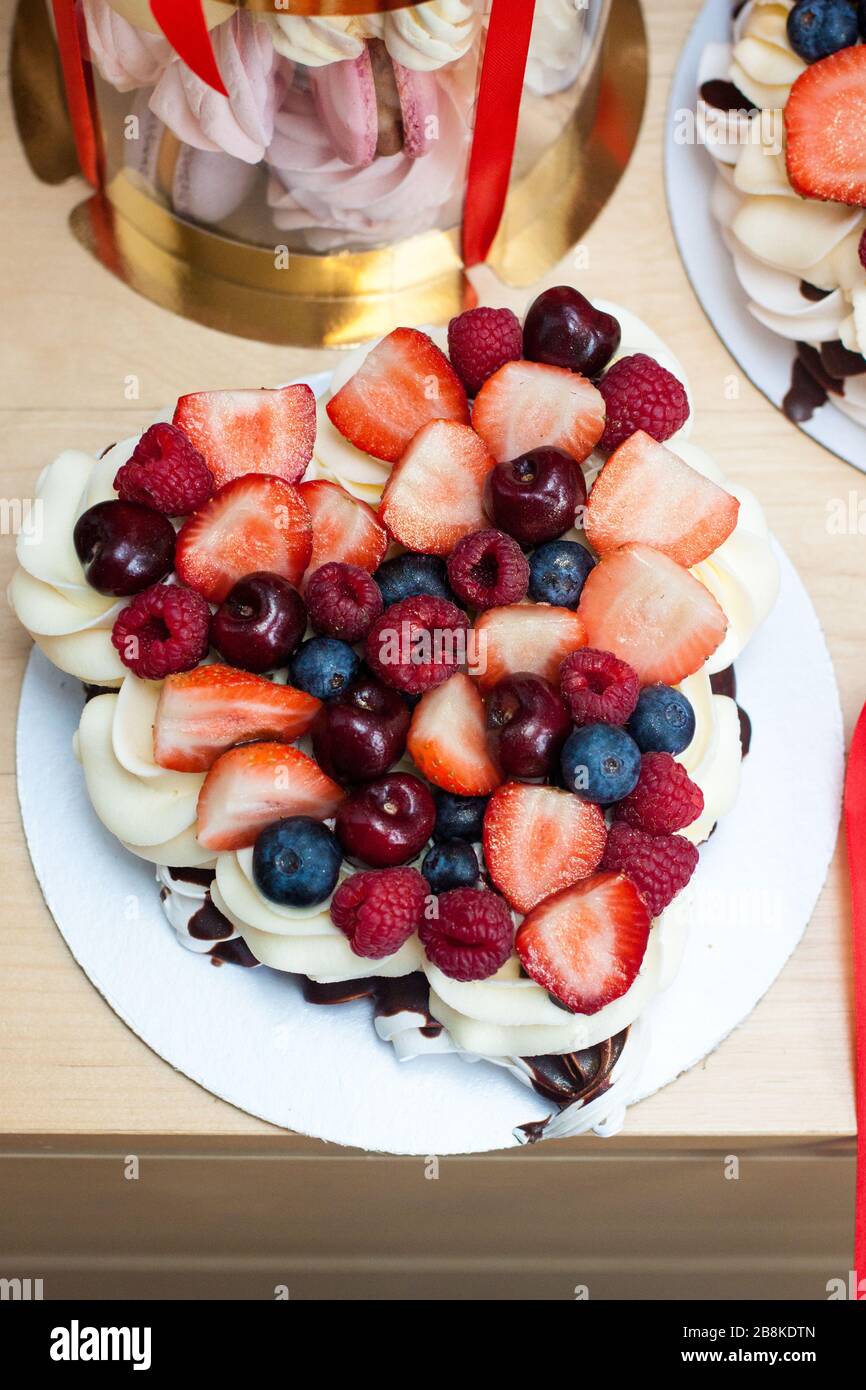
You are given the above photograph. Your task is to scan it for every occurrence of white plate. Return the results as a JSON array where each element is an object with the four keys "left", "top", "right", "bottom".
[
  {"left": 665, "top": 0, "right": 866, "bottom": 471},
  {"left": 16, "top": 535, "right": 842, "bottom": 1153}
]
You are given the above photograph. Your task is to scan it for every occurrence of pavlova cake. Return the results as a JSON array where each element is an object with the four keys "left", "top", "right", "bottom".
[
  {"left": 698, "top": 0, "right": 866, "bottom": 427},
  {"left": 9, "top": 287, "right": 780, "bottom": 1141}
]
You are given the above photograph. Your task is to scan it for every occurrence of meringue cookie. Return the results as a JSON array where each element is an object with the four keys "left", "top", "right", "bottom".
[
  {"left": 265, "top": 14, "right": 379, "bottom": 68},
  {"left": 150, "top": 12, "right": 280, "bottom": 164},
  {"left": 94, "top": 0, "right": 228, "bottom": 38},
  {"left": 525, "top": 0, "right": 592, "bottom": 97},
  {"left": 384, "top": 1, "right": 479, "bottom": 73},
  {"left": 82, "top": 0, "right": 172, "bottom": 92}
]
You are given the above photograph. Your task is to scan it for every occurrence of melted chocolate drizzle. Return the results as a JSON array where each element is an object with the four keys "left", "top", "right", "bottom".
[
  {"left": 710, "top": 665, "right": 752, "bottom": 757},
  {"left": 699, "top": 78, "right": 756, "bottom": 114},
  {"left": 303, "top": 972, "right": 443, "bottom": 1038},
  {"left": 783, "top": 340, "right": 866, "bottom": 424}
]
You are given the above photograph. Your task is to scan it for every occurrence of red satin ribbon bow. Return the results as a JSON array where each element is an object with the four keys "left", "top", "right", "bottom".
[
  {"left": 53, "top": 0, "right": 533, "bottom": 268},
  {"left": 843, "top": 702, "right": 866, "bottom": 1299}
]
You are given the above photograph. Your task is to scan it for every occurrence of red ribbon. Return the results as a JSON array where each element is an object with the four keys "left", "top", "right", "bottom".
[
  {"left": 149, "top": 0, "right": 228, "bottom": 97},
  {"left": 51, "top": 0, "right": 102, "bottom": 186},
  {"left": 843, "top": 701, "right": 866, "bottom": 1299},
  {"left": 462, "top": 0, "right": 537, "bottom": 268}
]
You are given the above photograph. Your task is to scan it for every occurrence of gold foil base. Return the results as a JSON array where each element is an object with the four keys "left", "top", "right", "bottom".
[
  {"left": 15, "top": 0, "right": 647, "bottom": 348},
  {"left": 12, "top": 0, "right": 80, "bottom": 185}
]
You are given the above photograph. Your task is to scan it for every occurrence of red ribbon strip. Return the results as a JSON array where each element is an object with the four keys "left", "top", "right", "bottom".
[
  {"left": 462, "top": 0, "right": 537, "bottom": 268},
  {"left": 51, "top": 0, "right": 102, "bottom": 186},
  {"left": 843, "top": 701, "right": 866, "bottom": 1299},
  {"left": 149, "top": 0, "right": 228, "bottom": 97}
]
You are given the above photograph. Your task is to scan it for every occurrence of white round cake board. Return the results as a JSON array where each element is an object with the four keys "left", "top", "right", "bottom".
[
  {"left": 665, "top": 0, "right": 866, "bottom": 472},
  {"left": 16, "top": 532, "right": 842, "bottom": 1153}
]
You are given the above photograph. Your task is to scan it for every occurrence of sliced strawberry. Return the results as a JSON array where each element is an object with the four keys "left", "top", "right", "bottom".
[
  {"left": 378, "top": 420, "right": 496, "bottom": 555},
  {"left": 153, "top": 665, "right": 321, "bottom": 773},
  {"left": 584, "top": 431, "right": 740, "bottom": 567},
  {"left": 472, "top": 360, "right": 605, "bottom": 463},
  {"left": 515, "top": 873, "right": 651, "bottom": 1015},
  {"left": 173, "top": 384, "right": 316, "bottom": 489},
  {"left": 197, "top": 742, "right": 344, "bottom": 852},
  {"left": 175, "top": 475, "right": 312, "bottom": 604},
  {"left": 484, "top": 783, "right": 607, "bottom": 915},
  {"left": 785, "top": 48, "right": 866, "bottom": 207},
  {"left": 577, "top": 543, "right": 727, "bottom": 686},
  {"left": 326, "top": 328, "right": 470, "bottom": 463},
  {"left": 407, "top": 673, "right": 502, "bottom": 796},
  {"left": 299, "top": 479, "right": 388, "bottom": 577},
  {"left": 472, "top": 604, "right": 586, "bottom": 693}
]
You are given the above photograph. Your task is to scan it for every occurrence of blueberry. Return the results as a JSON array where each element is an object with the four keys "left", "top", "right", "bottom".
[
  {"left": 289, "top": 636, "right": 360, "bottom": 702},
  {"left": 375, "top": 553, "right": 456, "bottom": 607},
  {"left": 528, "top": 540, "right": 596, "bottom": 608},
  {"left": 422, "top": 840, "right": 480, "bottom": 893},
  {"left": 561, "top": 724, "right": 641, "bottom": 805},
  {"left": 433, "top": 791, "right": 488, "bottom": 843},
  {"left": 252, "top": 817, "right": 342, "bottom": 907},
  {"left": 787, "top": 0, "right": 859, "bottom": 62},
  {"left": 861, "top": 0, "right": 866, "bottom": 38},
  {"left": 627, "top": 684, "right": 696, "bottom": 755}
]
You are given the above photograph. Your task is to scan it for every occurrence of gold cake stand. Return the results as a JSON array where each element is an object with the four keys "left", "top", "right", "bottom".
[{"left": 12, "top": 0, "right": 647, "bottom": 345}]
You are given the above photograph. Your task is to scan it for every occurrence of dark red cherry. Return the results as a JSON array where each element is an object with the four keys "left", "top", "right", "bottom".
[
  {"left": 486, "top": 673, "right": 571, "bottom": 779},
  {"left": 211, "top": 572, "right": 307, "bottom": 673},
  {"left": 523, "top": 286, "right": 621, "bottom": 379},
  {"left": 486, "top": 448, "right": 586, "bottom": 546},
  {"left": 73, "top": 500, "right": 175, "bottom": 597},
  {"left": 312, "top": 675, "right": 410, "bottom": 783},
  {"left": 335, "top": 772, "right": 435, "bottom": 868}
]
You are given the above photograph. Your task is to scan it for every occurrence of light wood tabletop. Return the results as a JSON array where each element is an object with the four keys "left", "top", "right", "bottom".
[{"left": 0, "top": 0, "right": 858, "bottom": 1148}]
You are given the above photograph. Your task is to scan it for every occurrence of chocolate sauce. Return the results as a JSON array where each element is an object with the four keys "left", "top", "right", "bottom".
[
  {"left": 168, "top": 865, "right": 216, "bottom": 888},
  {"left": 799, "top": 281, "right": 832, "bottom": 303},
  {"left": 710, "top": 665, "right": 752, "bottom": 757},
  {"left": 515, "top": 1032, "right": 630, "bottom": 1142},
  {"left": 699, "top": 79, "right": 756, "bottom": 114},
  {"left": 211, "top": 937, "right": 259, "bottom": 968},
  {"left": 189, "top": 898, "right": 234, "bottom": 942},
  {"left": 821, "top": 340, "right": 866, "bottom": 379},
  {"left": 303, "top": 972, "right": 443, "bottom": 1038},
  {"left": 784, "top": 355, "right": 830, "bottom": 423}
]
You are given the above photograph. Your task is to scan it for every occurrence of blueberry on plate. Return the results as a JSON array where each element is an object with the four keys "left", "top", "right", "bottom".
[
  {"left": 252, "top": 816, "right": 342, "bottom": 907},
  {"left": 433, "top": 791, "right": 489, "bottom": 843},
  {"left": 561, "top": 724, "right": 641, "bottom": 805},
  {"left": 289, "top": 636, "right": 360, "bottom": 702},
  {"left": 375, "top": 553, "right": 456, "bottom": 607},
  {"left": 528, "top": 539, "right": 596, "bottom": 608},
  {"left": 422, "top": 840, "right": 480, "bottom": 893},
  {"left": 787, "top": 0, "right": 859, "bottom": 63},
  {"left": 627, "top": 684, "right": 696, "bottom": 756}
]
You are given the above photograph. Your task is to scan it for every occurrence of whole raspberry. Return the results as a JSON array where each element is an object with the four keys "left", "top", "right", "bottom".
[
  {"left": 446, "top": 528, "right": 530, "bottom": 611},
  {"left": 613, "top": 751, "right": 704, "bottom": 835},
  {"left": 111, "top": 582, "right": 211, "bottom": 680},
  {"left": 365, "top": 594, "right": 470, "bottom": 694},
  {"left": 419, "top": 887, "right": 514, "bottom": 982},
  {"left": 115, "top": 423, "right": 213, "bottom": 515},
  {"left": 560, "top": 648, "right": 640, "bottom": 726},
  {"left": 305, "top": 561, "right": 384, "bottom": 642},
  {"left": 330, "top": 867, "right": 428, "bottom": 960},
  {"left": 601, "top": 821, "right": 698, "bottom": 917},
  {"left": 597, "top": 353, "right": 690, "bottom": 453},
  {"left": 447, "top": 307, "right": 523, "bottom": 396}
]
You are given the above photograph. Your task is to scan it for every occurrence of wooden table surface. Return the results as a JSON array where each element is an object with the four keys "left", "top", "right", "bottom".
[{"left": 0, "top": 0, "right": 858, "bottom": 1147}]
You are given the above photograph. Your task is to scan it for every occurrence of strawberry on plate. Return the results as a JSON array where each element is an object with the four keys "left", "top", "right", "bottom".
[
  {"left": 577, "top": 543, "right": 727, "bottom": 686},
  {"left": 515, "top": 872, "right": 651, "bottom": 1015},
  {"left": 378, "top": 420, "right": 496, "bottom": 555},
  {"left": 175, "top": 475, "right": 313, "bottom": 604},
  {"left": 197, "top": 742, "right": 344, "bottom": 852},
  {"left": 299, "top": 479, "right": 388, "bottom": 576},
  {"left": 173, "top": 385, "right": 316, "bottom": 489},
  {"left": 483, "top": 783, "right": 607, "bottom": 915},
  {"left": 584, "top": 430, "right": 740, "bottom": 567},
  {"left": 407, "top": 672, "right": 502, "bottom": 796},
  {"left": 472, "top": 604, "right": 586, "bottom": 692},
  {"left": 326, "top": 328, "right": 470, "bottom": 464},
  {"left": 784, "top": 47, "right": 866, "bottom": 207},
  {"left": 153, "top": 665, "right": 321, "bottom": 773},
  {"left": 472, "top": 360, "right": 605, "bottom": 464}
]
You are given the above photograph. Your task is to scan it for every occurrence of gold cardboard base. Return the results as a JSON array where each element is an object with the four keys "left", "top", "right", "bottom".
[{"left": 13, "top": 0, "right": 647, "bottom": 347}]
